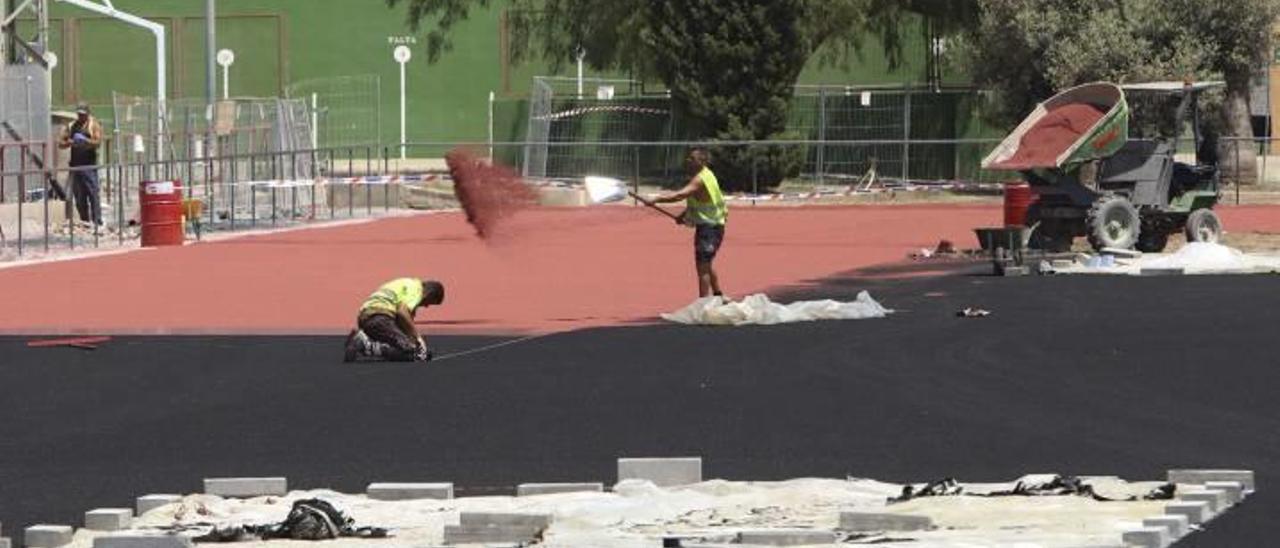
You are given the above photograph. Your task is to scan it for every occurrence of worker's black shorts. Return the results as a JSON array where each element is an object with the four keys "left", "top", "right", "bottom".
[
  {"left": 694, "top": 224, "right": 725, "bottom": 263},
  {"left": 358, "top": 313, "right": 418, "bottom": 359}
]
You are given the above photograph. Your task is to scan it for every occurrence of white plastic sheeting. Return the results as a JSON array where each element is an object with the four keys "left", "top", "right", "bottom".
[
  {"left": 1141, "top": 242, "right": 1252, "bottom": 272},
  {"left": 661, "top": 292, "right": 892, "bottom": 326},
  {"left": 1055, "top": 242, "right": 1280, "bottom": 275}
]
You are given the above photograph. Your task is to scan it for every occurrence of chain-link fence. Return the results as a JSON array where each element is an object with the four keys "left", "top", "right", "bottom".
[
  {"left": 519, "top": 77, "right": 1001, "bottom": 185},
  {"left": 286, "top": 74, "right": 382, "bottom": 149}
]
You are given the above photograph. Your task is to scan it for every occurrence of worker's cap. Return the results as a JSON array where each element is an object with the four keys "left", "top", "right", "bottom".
[
  {"left": 75, "top": 103, "right": 90, "bottom": 114},
  {"left": 422, "top": 279, "right": 445, "bottom": 305}
]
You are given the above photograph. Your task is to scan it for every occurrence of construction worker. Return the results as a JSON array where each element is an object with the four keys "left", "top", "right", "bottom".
[
  {"left": 59, "top": 103, "right": 104, "bottom": 227},
  {"left": 653, "top": 148, "right": 728, "bottom": 298},
  {"left": 344, "top": 278, "right": 445, "bottom": 362}
]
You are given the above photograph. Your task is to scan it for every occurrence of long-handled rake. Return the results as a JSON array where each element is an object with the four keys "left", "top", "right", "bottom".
[{"left": 584, "top": 176, "right": 682, "bottom": 222}]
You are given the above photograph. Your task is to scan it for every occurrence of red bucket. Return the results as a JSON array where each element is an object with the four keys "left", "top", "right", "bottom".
[
  {"left": 1003, "top": 182, "right": 1033, "bottom": 227},
  {"left": 139, "top": 180, "right": 185, "bottom": 247}
]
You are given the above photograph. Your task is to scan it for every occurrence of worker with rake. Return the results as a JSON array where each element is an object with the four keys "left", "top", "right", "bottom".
[
  {"left": 653, "top": 148, "right": 729, "bottom": 298},
  {"left": 344, "top": 278, "right": 445, "bottom": 362}
]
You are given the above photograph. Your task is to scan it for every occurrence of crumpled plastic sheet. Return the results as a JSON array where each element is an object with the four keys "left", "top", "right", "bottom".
[
  {"left": 1140, "top": 241, "right": 1251, "bottom": 272},
  {"left": 661, "top": 291, "right": 892, "bottom": 326}
]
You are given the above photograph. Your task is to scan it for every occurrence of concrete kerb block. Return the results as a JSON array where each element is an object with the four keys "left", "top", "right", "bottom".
[
  {"left": 366, "top": 482, "right": 453, "bottom": 500},
  {"left": 1168, "top": 469, "right": 1255, "bottom": 492},
  {"left": 838, "top": 512, "right": 933, "bottom": 532},
  {"left": 516, "top": 483, "right": 604, "bottom": 496},
  {"left": 459, "top": 513, "right": 553, "bottom": 529},
  {"left": 1139, "top": 267, "right": 1184, "bottom": 276},
  {"left": 1143, "top": 515, "right": 1190, "bottom": 540},
  {"left": 136, "top": 495, "right": 183, "bottom": 516},
  {"left": 442, "top": 524, "right": 542, "bottom": 545},
  {"left": 737, "top": 529, "right": 838, "bottom": 546},
  {"left": 1165, "top": 501, "right": 1211, "bottom": 525},
  {"left": 1121, "top": 526, "right": 1170, "bottom": 548},
  {"left": 1180, "top": 489, "right": 1229, "bottom": 514},
  {"left": 1204, "top": 481, "right": 1245, "bottom": 505},
  {"left": 617, "top": 457, "right": 702, "bottom": 487},
  {"left": 203, "top": 477, "right": 287, "bottom": 498},
  {"left": 92, "top": 534, "right": 193, "bottom": 548},
  {"left": 84, "top": 508, "right": 133, "bottom": 531},
  {"left": 23, "top": 525, "right": 74, "bottom": 548}
]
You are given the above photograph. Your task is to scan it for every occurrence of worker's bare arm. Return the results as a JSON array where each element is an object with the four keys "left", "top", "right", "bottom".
[{"left": 653, "top": 176, "right": 705, "bottom": 203}]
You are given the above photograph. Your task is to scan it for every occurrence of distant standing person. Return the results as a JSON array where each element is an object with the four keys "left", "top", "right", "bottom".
[
  {"left": 653, "top": 148, "right": 728, "bottom": 298},
  {"left": 59, "top": 103, "right": 103, "bottom": 227},
  {"left": 344, "top": 277, "right": 446, "bottom": 362}
]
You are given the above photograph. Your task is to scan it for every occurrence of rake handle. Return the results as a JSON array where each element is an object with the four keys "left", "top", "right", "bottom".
[{"left": 628, "top": 191, "right": 683, "bottom": 222}]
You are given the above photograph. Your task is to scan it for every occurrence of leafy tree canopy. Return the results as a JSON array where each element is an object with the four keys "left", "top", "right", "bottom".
[{"left": 387, "top": 0, "right": 959, "bottom": 188}]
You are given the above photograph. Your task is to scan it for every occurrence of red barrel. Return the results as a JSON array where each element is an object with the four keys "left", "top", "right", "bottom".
[
  {"left": 1003, "top": 181, "right": 1033, "bottom": 226},
  {"left": 139, "top": 180, "right": 185, "bottom": 247}
]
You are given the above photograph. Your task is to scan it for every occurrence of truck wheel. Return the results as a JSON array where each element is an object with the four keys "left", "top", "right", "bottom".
[
  {"left": 1087, "top": 194, "right": 1141, "bottom": 250},
  {"left": 1136, "top": 229, "right": 1169, "bottom": 252},
  {"left": 1185, "top": 209, "right": 1222, "bottom": 243}
]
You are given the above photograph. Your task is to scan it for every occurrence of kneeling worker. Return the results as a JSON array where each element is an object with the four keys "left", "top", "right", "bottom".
[{"left": 345, "top": 278, "right": 445, "bottom": 362}]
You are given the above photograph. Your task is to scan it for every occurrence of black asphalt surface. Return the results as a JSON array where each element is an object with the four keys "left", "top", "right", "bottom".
[{"left": 3, "top": 270, "right": 1280, "bottom": 545}]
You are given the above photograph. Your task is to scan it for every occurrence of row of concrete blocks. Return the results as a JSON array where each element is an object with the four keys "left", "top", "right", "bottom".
[
  {"left": 13, "top": 458, "right": 693, "bottom": 548},
  {"left": 446, "top": 511, "right": 938, "bottom": 547},
  {"left": 18, "top": 465, "right": 1252, "bottom": 547},
  {"left": 1121, "top": 469, "right": 1255, "bottom": 548}
]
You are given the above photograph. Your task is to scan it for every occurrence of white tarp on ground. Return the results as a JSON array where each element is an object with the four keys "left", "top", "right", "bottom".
[
  {"left": 62, "top": 476, "right": 1182, "bottom": 548},
  {"left": 1141, "top": 242, "right": 1254, "bottom": 271},
  {"left": 1055, "top": 242, "right": 1280, "bottom": 275},
  {"left": 661, "top": 292, "right": 892, "bottom": 326}
]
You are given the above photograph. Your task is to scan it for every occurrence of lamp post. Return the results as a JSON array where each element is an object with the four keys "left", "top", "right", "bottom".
[{"left": 394, "top": 45, "right": 411, "bottom": 161}]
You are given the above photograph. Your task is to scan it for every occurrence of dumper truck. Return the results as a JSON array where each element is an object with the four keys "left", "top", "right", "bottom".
[{"left": 982, "top": 81, "right": 1223, "bottom": 252}]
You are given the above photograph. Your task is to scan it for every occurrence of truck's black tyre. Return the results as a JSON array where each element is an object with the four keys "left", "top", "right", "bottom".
[
  {"left": 1087, "top": 194, "right": 1141, "bottom": 250},
  {"left": 1185, "top": 208, "right": 1222, "bottom": 243}
]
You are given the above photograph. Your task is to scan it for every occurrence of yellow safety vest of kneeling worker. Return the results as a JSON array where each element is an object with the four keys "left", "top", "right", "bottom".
[
  {"left": 360, "top": 277, "right": 424, "bottom": 317},
  {"left": 686, "top": 167, "right": 727, "bottom": 226}
]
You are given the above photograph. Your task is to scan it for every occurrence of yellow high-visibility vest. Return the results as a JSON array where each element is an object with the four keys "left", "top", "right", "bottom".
[
  {"left": 360, "top": 278, "right": 423, "bottom": 315},
  {"left": 687, "top": 167, "right": 727, "bottom": 226}
]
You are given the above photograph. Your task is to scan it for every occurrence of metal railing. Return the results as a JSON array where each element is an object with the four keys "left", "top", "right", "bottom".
[
  {"left": 9, "top": 134, "right": 1276, "bottom": 260},
  {"left": 0, "top": 144, "right": 431, "bottom": 259}
]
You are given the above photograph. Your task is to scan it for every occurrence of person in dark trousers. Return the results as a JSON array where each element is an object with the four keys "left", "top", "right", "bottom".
[
  {"left": 59, "top": 103, "right": 103, "bottom": 227},
  {"left": 653, "top": 148, "right": 729, "bottom": 298},
  {"left": 344, "top": 278, "right": 445, "bottom": 362}
]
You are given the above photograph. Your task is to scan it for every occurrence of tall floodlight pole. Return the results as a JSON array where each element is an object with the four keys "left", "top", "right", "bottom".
[
  {"left": 206, "top": 0, "right": 215, "bottom": 104},
  {"left": 394, "top": 45, "right": 410, "bottom": 161},
  {"left": 205, "top": 0, "right": 215, "bottom": 161}
]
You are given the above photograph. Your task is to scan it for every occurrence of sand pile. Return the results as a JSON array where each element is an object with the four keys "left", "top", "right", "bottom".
[{"left": 993, "top": 103, "right": 1106, "bottom": 170}]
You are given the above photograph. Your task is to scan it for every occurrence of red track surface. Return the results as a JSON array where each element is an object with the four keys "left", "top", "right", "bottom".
[{"left": 1, "top": 204, "right": 1277, "bottom": 335}]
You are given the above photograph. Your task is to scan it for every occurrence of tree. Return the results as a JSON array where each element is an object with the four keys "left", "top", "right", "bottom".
[
  {"left": 1160, "top": 0, "right": 1280, "bottom": 184},
  {"left": 957, "top": 0, "right": 1200, "bottom": 126},
  {"left": 957, "top": 0, "right": 1280, "bottom": 184},
  {"left": 640, "top": 0, "right": 810, "bottom": 189},
  {"left": 388, "top": 0, "right": 955, "bottom": 190}
]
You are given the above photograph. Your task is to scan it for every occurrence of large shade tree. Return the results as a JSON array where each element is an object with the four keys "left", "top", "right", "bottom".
[
  {"left": 387, "top": 0, "right": 953, "bottom": 189},
  {"left": 957, "top": 0, "right": 1280, "bottom": 184}
]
